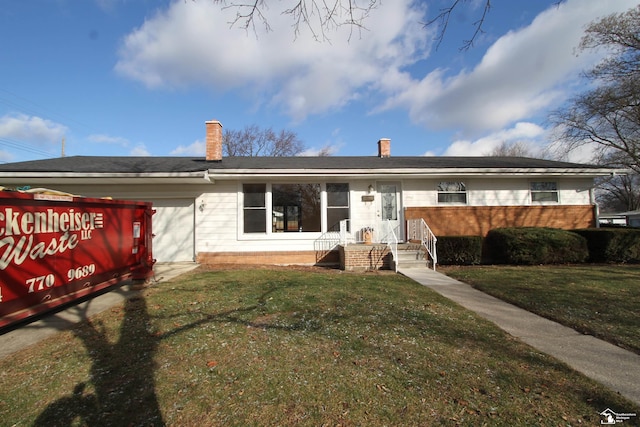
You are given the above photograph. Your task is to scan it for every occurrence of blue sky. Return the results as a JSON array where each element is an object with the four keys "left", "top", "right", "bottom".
[{"left": 0, "top": 0, "right": 637, "bottom": 163}]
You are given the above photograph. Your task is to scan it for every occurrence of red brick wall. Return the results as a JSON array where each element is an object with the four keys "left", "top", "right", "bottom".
[
  {"left": 405, "top": 205, "right": 597, "bottom": 237},
  {"left": 205, "top": 120, "right": 223, "bottom": 161},
  {"left": 197, "top": 250, "right": 338, "bottom": 266},
  {"left": 339, "top": 244, "right": 392, "bottom": 271}
]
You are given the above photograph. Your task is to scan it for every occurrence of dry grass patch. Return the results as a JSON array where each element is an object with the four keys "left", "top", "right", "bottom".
[{"left": 1, "top": 266, "right": 637, "bottom": 426}]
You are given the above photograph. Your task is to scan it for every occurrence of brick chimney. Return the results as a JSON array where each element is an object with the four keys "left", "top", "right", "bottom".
[
  {"left": 205, "top": 120, "right": 223, "bottom": 161},
  {"left": 378, "top": 138, "right": 391, "bottom": 158}
]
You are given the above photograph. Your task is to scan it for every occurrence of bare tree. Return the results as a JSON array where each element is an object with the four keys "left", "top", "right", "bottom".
[
  {"left": 593, "top": 150, "right": 640, "bottom": 212},
  {"left": 203, "top": 0, "right": 492, "bottom": 46},
  {"left": 223, "top": 124, "right": 305, "bottom": 156},
  {"left": 316, "top": 144, "right": 338, "bottom": 156},
  {"left": 550, "top": 5, "right": 640, "bottom": 174},
  {"left": 424, "top": 0, "right": 491, "bottom": 51},
  {"left": 550, "top": 5, "right": 640, "bottom": 211},
  {"left": 486, "top": 140, "right": 533, "bottom": 157},
  {"left": 596, "top": 174, "right": 640, "bottom": 212},
  {"left": 206, "top": 0, "right": 378, "bottom": 40}
]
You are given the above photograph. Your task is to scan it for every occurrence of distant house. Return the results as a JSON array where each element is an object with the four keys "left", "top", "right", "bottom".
[
  {"left": 0, "top": 120, "right": 622, "bottom": 267},
  {"left": 600, "top": 210, "right": 640, "bottom": 227},
  {"left": 620, "top": 210, "right": 640, "bottom": 227},
  {"left": 599, "top": 212, "right": 628, "bottom": 226}
]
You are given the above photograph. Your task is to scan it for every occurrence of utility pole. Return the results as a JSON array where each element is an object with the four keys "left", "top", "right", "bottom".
[{"left": 61, "top": 136, "right": 66, "bottom": 157}]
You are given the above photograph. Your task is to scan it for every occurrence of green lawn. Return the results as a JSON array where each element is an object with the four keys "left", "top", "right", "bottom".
[
  {"left": 0, "top": 267, "right": 637, "bottom": 426},
  {"left": 442, "top": 264, "right": 640, "bottom": 354}
]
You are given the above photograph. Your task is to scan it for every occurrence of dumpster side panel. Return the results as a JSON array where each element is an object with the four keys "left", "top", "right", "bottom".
[{"left": 0, "top": 192, "right": 154, "bottom": 328}]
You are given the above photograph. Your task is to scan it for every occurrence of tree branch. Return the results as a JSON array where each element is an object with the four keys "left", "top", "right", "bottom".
[{"left": 423, "top": 0, "right": 492, "bottom": 51}]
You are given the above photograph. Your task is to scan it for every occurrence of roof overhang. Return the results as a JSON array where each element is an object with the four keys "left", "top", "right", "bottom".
[
  {"left": 0, "top": 166, "right": 627, "bottom": 185},
  {"left": 0, "top": 171, "right": 210, "bottom": 185},
  {"left": 205, "top": 167, "right": 627, "bottom": 180}
]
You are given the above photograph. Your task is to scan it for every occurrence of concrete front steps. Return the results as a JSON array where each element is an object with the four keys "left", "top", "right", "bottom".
[{"left": 393, "top": 243, "right": 432, "bottom": 269}]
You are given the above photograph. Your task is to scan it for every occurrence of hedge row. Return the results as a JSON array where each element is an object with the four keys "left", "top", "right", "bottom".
[
  {"left": 483, "top": 227, "right": 588, "bottom": 265},
  {"left": 436, "top": 227, "right": 640, "bottom": 265},
  {"left": 436, "top": 236, "right": 483, "bottom": 265},
  {"left": 572, "top": 228, "right": 640, "bottom": 263}
]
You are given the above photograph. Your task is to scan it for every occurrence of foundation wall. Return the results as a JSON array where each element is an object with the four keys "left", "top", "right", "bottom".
[
  {"left": 196, "top": 250, "right": 339, "bottom": 266},
  {"left": 339, "top": 244, "right": 393, "bottom": 271}
]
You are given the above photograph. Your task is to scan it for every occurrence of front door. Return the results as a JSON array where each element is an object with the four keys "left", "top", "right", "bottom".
[{"left": 378, "top": 182, "right": 403, "bottom": 241}]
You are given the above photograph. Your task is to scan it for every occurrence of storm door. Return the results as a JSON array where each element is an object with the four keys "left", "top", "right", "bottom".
[{"left": 378, "top": 182, "right": 403, "bottom": 241}]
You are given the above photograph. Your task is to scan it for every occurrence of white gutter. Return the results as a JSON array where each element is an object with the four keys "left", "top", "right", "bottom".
[
  {"left": 206, "top": 167, "right": 626, "bottom": 179},
  {"left": 0, "top": 171, "right": 206, "bottom": 178},
  {"left": 0, "top": 167, "right": 627, "bottom": 181},
  {"left": 0, "top": 171, "right": 211, "bottom": 185}
]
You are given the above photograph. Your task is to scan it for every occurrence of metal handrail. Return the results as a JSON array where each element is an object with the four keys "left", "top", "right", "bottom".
[
  {"left": 314, "top": 219, "right": 355, "bottom": 253},
  {"left": 314, "top": 219, "right": 402, "bottom": 271},
  {"left": 384, "top": 220, "right": 398, "bottom": 272},
  {"left": 407, "top": 218, "right": 438, "bottom": 270}
]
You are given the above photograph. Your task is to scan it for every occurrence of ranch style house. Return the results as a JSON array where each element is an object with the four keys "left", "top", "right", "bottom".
[{"left": 0, "top": 120, "right": 622, "bottom": 269}]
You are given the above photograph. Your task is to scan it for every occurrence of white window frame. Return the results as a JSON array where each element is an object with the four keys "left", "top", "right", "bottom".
[
  {"left": 326, "top": 183, "right": 350, "bottom": 231},
  {"left": 239, "top": 182, "right": 348, "bottom": 239},
  {"left": 530, "top": 181, "right": 559, "bottom": 203},
  {"left": 437, "top": 181, "right": 467, "bottom": 204}
]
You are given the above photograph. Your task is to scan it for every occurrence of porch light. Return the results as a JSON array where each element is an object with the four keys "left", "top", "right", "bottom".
[{"left": 368, "top": 184, "right": 375, "bottom": 194}]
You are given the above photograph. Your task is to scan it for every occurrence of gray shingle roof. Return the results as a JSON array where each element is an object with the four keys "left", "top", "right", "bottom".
[{"left": 0, "top": 155, "right": 604, "bottom": 173}]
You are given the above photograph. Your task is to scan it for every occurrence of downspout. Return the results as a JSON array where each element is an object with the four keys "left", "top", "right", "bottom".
[{"left": 590, "top": 187, "right": 600, "bottom": 228}]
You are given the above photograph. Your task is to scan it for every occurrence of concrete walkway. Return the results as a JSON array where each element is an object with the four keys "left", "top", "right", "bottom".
[
  {"left": 0, "top": 262, "right": 199, "bottom": 360},
  {"left": 399, "top": 267, "right": 640, "bottom": 406}
]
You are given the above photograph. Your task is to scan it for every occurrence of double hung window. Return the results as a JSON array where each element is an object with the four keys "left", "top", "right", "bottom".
[
  {"left": 242, "top": 184, "right": 267, "bottom": 233},
  {"left": 437, "top": 181, "right": 467, "bottom": 204},
  {"left": 530, "top": 182, "right": 558, "bottom": 203}
]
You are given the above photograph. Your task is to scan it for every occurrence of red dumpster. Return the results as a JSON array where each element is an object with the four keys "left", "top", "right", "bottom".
[{"left": 0, "top": 189, "right": 154, "bottom": 328}]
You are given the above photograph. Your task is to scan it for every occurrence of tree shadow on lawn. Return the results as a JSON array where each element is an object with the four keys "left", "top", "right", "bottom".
[
  {"left": 156, "top": 279, "right": 639, "bottom": 420},
  {"left": 33, "top": 294, "right": 165, "bottom": 427},
  {"left": 32, "top": 275, "right": 638, "bottom": 425},
  {"left": 32, "top": 284, "right": 281, "bottom": 426}
]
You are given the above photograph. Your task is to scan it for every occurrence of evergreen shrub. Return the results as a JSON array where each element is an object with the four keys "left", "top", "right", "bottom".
[
  {"left": 484, "top": 227, "right": 588, "bottom": 265},
  {"left": 437, "top": 236, "right": 483, "bottom": 265},
  {"left": 572, "top": 228, "right": 640, "bottom": 263}
]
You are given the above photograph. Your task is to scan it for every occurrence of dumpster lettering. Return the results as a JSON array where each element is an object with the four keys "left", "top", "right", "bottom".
[
  {"left": 0, "top": 207, "right": 103, "bottom": 271},
  {"left": 0, "top": 233, "right": 79, "bottom": 270},
  {"left": 0, "top": 208, "right": 103, "bottom": 237}
]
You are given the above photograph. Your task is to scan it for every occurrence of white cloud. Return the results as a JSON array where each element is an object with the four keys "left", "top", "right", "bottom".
[
  {"left": 115, "top": 0, "right": 430, "bottom": 122},
  {"left": 0, "top": 150, "right": 13, "bottom": 163},
  {"left": 130, "top": 144, "right": 151, "bottom": 156},
  {"left": 443, "top": 122, "right": 546, "bottom": 156},
  {"left": 0, "top": 113, "right": 67, "bottom": 145},
  {"left": 170, "top": 139, "right": 205, "bottom": 156},
  {"left": 379, "top": 0, "right": 639, "bottom": 135},
  {"left": 114, "top": 0, "right": 638, "bottom": 146},
  {"left": 299, "top": 144, "right": 340, "bottom": 156},
  {"left": 88, "top": 133, "right": 129, "bottom": 146}
]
